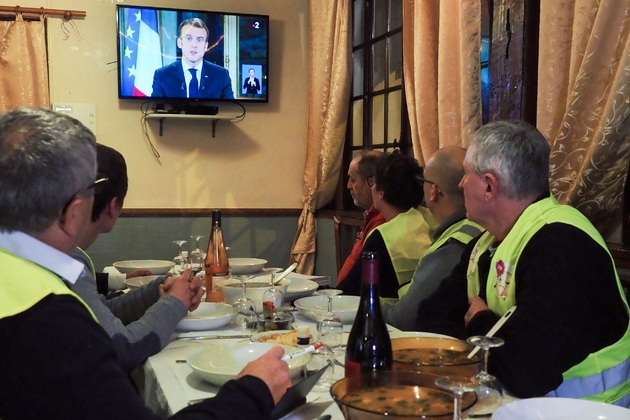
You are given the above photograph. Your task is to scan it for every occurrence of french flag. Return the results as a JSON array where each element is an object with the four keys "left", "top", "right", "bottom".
[{"left": 120, "top": 8, "right": 163, "bottom": 97}]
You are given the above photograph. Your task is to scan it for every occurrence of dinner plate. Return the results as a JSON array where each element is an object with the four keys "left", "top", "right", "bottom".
[
  {"left": 187, "top": 342, "right": 308, "bottom": 386},
  {"left": 293, "top": 295, "right": 360, "bottom": 323},
  {"left": 492, "top": 397, "right": 630, "bottom": 420},
  {"left": 229, "top": 258, "right": 267, "bottom": 275},
  {"left": 284, "top": 277, "right": 318, "bottom": 301},
  {"left": 251, "top": 329, "right": 314, "bottom": 346},
  {"left": 123, "top": 275, "right": 160, "bottom": 289},
  {"left": 177, "top": 302, "right": 233, "bottom": 331},
  {"left": 113, "top": 259, "right": 175, "bottom": 275}
]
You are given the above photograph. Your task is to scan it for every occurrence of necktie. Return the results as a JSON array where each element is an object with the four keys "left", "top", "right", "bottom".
[{"left": 189, "top": 68, "right": 199, "bottom": 98}]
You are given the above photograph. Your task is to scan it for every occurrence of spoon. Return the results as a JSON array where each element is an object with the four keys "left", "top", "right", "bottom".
[{"left": 273, "top": 262, "right": 298, "bottom": 285}]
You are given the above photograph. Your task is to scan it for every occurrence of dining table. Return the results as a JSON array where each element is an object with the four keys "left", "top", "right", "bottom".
[{"left": 139, "top": 300, "right": 518, "bottom": 420}]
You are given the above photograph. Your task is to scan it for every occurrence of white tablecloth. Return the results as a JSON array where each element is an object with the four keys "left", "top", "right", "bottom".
[{"left": 142, "top": 312, "right": 347, "bottom": 419}]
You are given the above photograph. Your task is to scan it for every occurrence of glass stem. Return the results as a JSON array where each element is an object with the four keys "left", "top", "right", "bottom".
[
  {"left": 454, "top": 390, "right": 464, "bottom": 420},
  {"left": 327, "top": 296, "right": 333, "bottom": 313},
  {"left": 241, "top": 278, "right": 247, "bottom": 299},
  {"left": 480, "top": 346, "right": 489, "bottom": 375}
]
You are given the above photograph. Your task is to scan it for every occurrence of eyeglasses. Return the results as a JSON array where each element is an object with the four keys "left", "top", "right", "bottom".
[
  {"left": 366, "top": 175, "right": 375, "bottom": 187},
  {"left": 418, "top": 176, "right": 443, "bottom": 196},
  {"left": 60, "top": 177, "right": 108, "bottom": 215}
]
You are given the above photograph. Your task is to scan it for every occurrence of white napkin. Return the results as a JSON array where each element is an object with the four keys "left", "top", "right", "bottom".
[{"left": 103, "top": 266, "right": 127, "bottom": 290}]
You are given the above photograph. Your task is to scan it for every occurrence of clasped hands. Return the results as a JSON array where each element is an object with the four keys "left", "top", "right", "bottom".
[
  {"left": 159, "top": 269, "right": 204, "bottom": 311},
  {"left": 464, "top": 296, "right": 489, "bottom": 326}
]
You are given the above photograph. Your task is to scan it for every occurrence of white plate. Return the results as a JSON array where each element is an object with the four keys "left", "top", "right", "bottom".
[
  {"left": 123, "top": 275, "right": 160, "bottom": 289},
  {"left": 294, "top": 295, "right": 360, "bottom": 324},
  {"left": 113, "top": 260, "right": 175, "bottom": 275},
  {"left": 493, "top": 397, "right": 630, "bottom": 420},
  {"left": 284, "top": 277, "right": 318, "bottom": 301},
  {"left": 177, "top": 302, "right": 233, "bottom": 331},
  {"left": 187, "top": 342, "right": 307, "bottom": 387},
  {"left": 250, "top": 329, "right": 315, "bottom": 346},
  {"left": 229, "top": 258, "right": 267, "bottom": 275}
]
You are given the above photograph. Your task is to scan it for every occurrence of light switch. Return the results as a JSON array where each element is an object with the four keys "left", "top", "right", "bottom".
[{"left": 52, "top": 103, "right": 96, "bottom": 134}]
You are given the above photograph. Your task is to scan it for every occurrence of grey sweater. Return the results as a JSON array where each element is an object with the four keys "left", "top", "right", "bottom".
[{"left": 71, "top": 249, "right": 188, "bottom": 373}]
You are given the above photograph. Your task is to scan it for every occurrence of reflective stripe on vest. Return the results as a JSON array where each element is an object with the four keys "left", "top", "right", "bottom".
[
  {"left": 466, "top": 196, "right": 630, "bottom": 406},
  {"left": 0, "top": 247, "right": 97, "bottom": 321},
  {"left": 398, "top": 218, "right": 483, "bottom": 298}
]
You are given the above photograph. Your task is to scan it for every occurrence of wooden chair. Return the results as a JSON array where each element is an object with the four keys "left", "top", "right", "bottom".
[{"left": 333, "top": 215, "right": 364, "bottom": 273}]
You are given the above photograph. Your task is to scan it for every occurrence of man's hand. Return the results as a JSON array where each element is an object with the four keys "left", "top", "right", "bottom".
[
  {"left": 159, "top": 270, "right": 204, "bottom": 311},
  {"left": 465, "top": 296, "right": 489, "bottom": 326},
  {"left": 237, "top": 346, "right": 291, "bottom": 405},
  {"left": 126, "top": 269, "right": 153, "bottom": 279}
]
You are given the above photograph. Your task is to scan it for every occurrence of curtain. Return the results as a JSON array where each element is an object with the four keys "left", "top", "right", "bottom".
[
  {"left": 289, "top": 1, "right": 352, "bottom": 274},
  {"left": 402, "top": 0, "right": 481, "bottom": 166},
  {"left": 0, "top": 14, "right": 49, "bottom": 112},
  {"left": 539, "top": 0, "right": 630, "bottom": 236}
]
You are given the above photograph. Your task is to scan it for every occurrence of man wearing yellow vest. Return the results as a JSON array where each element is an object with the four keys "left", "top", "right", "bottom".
[
  {"left": 0, "top": 108, "right": 291, "bottom": 419},
  {"left": 414, "top": 120, "right": 630, "bottom": 406},
  {"left": 383, "top": 146, "right": 483, "bottom": 330},
  {"left": 338, "top": 151, "right": 437, "bottom": 302}
]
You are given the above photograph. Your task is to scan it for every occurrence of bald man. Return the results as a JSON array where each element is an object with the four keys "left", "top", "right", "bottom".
[{"left": 383, "top": 146, "right": 484, "bottom": 330}]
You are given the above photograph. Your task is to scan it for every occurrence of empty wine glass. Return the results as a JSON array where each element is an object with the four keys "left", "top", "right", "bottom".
[
  {"left": 262, "top": 270, "right": 284, "bottom": 317},
  {"left": 231, "top": 274, "right": 257, "bottom": 331},
  {"left": 316, "top": 289, "right": 343, "bottom": 351},
  {"left": 189, "top": 235, "right": 204, "bottom": 275},
  {"left": 172, "top": 240, "right": 188, "bottom": 274},
  {"left": 304, "top": 342, "right": 336, "bottom": 392},
  {"left": 435, "top": 376, "right": 479, "bottom": 420},
  {"left": 466, "top": 336, "right": 504, "bottom": 417}
]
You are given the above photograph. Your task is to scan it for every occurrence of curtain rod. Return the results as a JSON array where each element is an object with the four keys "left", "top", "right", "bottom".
[{"left": 0, "top": 6, "right": 86, "bottom": 19}]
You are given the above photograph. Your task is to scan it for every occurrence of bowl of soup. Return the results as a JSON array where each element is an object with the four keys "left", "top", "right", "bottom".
[
  {"left": 391, "top": 337, "right": 481, "bottom": 377},
  {"left": 330, "top": 371, "right": 477, "bottom": 419},
  {"left": 217, "top": 278, "right": 290, "bottom": 313}
]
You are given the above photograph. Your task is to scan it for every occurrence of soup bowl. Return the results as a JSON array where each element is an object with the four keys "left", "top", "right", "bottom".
[
  {"left": 391, "top": 337, "right": 481, "bottom": 377},
  {"left": 330, "top": 370, "right": 477, "bottom": 420},
  {"left": 217, "top": 278, "right": 290, "bottom": 313}
]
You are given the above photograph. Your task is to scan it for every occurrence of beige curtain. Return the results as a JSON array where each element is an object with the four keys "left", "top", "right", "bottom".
[
  {"left": 289, "top": 1, "right": 352, "bottom": 274},
  {"left": 539, "top": 0, "right": 630, "bottom": 236},
  {"left": 0, "top": 14, "right": 49, "bottom": 112},
  {"left": 402, "top": 0, "right": 481, "bottom": 166}
]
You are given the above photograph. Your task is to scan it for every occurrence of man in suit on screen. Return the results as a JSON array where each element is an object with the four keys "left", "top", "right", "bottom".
[{"left": 151, "top": 18, "right": 234, "bottom": 99}]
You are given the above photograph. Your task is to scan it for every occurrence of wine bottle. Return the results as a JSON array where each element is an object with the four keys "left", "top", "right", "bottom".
[
  {"left": 204, "top": 209, "right": 229, "bottom": 302},
  {"left": 345, "top": 251, "right": 392, "bottom": 376}
]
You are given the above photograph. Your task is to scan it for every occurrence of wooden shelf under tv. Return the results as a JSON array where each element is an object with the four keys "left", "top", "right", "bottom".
[{"left": 146, "top": 113, "right": 239, "bottom": 138}]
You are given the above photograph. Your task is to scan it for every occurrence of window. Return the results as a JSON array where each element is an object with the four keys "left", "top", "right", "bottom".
[{"left": 336, "top": 0, "right": 408, "bottom": 210}]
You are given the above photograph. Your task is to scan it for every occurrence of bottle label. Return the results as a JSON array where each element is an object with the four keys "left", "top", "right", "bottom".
[
  {"left": 344, "top": 358, "right": 361, "bottom": 377},
  {"left": 211, "top": 274, "right": 229, "bottom": 291}
]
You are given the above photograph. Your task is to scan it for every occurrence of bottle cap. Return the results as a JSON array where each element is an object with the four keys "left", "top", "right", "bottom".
[{"left": 297, "top": 325, "right": 310, "bottom": 337}]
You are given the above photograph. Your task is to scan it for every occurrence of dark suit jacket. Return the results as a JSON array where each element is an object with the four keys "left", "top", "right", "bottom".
[
  {"left": 151, "top": 60, "right": 234, "bottom": 99},
  {"left": 243, "top": 77, "right": 261, "bottom": 94}
]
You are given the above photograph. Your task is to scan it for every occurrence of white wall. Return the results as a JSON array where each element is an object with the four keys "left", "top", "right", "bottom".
[{"left": 24, "top": 0, "right": 309, "bottom": 209}]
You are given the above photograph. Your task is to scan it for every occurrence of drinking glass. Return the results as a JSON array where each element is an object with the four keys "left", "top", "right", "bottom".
[
  {"left": 435, "top": 376, "right": 479, "bottom": 420},
  {"left": 172, "top": 240, "right": 188, "bottom": 274},
  {"left": 303, "top": 342, "right": 336, "bottom": 392},
  {"left": 466, "top": 336, "right": 504, "bottom": 417},
  {"left": 316, "top": 289, "right": 343, "bottom": 351},
  {"left": 189, "top": 235, "right": 204, "bottom": 275},
  {"left": 262, "top": 270, "right": 284, "bottom": 316},
  {"left": 231, "top": 275, "right": 257, "bottom": 331}
]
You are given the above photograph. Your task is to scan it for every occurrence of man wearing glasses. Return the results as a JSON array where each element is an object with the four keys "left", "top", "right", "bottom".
[{"left": 382, "top": 146, "right": 483, "bottom": 330}]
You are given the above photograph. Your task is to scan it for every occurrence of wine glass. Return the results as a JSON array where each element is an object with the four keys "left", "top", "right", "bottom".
[
  {"left": 172, "top": 240, "right": 188, "bottom": 274},
  {"left": 316, "top": 289, "right": 343, "bottom": 351},
  {"left": 303, "top": 342, "right": 336, "bottom": 392},
  {"left": 466, "top": 336, "right": 504, "bottom": 417},
  {"left": 262, "top": 270, "right": 284, "bottom": 317},
  {"left": 189, "top": 235, "right": 204, "bottom": 275},
  {"left": 435, "top": 376, "right": 479, "bottom": 420},
  {"left": 231, "top": 274, "right": 257, "bottom": 331}
]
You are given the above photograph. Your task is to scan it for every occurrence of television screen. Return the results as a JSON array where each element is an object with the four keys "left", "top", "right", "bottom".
[{"left": 116, "top": 5, "right": 269, "bottom": 103}]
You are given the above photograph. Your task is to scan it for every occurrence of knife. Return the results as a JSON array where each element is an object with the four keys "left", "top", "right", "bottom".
[{"left": 176, "top": 334, "right": 251, "bottom": 340}]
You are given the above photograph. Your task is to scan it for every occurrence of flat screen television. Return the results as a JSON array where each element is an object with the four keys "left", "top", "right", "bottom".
[{"left": 116, "top": 5, "right": 269, "bottom": 103}]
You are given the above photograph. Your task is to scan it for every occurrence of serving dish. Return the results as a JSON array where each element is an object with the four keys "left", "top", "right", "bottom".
[
  {"left": 493, "top": 397, "right": 630, "bottom": 420},
  {"left": 251, "top": 329, "right": 314, "bottom": 346},
  {"left": 284, "top": 277, "right": 318, "bottom": 301},
  {"left": 176, "top": 302, "right": 233, "bottom": 332},
  {"left": 187, "top": 342, "right": 308, "bottom": 386},
  {"left": 229, "top": 258, "right": 267, "bottom": 275},
  {"left": 123, "top": 275, "right": 160, "bottom": 289},
  {"left": 293, "top": 295, "right": 360, "bottom": 323},
  {"left": 113, "top": 260, "right": 175, "bottom": 275}
]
